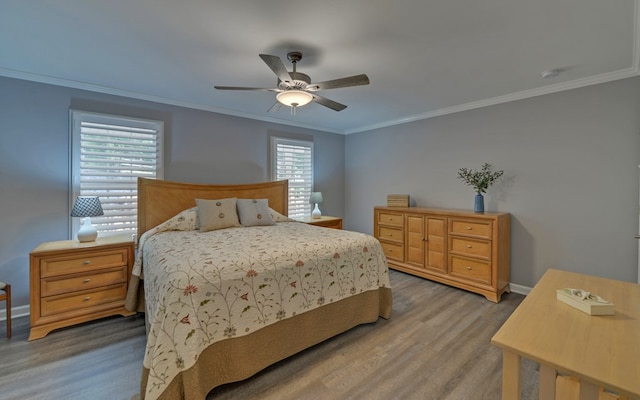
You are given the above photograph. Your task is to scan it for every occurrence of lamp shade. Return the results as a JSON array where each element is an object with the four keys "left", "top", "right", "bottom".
[
  {"left": 71, "top": 197, "right": 104, "bottom": 242},
  {"left": 309, "top": 192, "right": 324, "bottom": 204},
  {"left": 71, "top": 196, "right": 104, "bottom": 218},
  {"left": 276, "top": 90, "right": 313, "bottom": 107}
]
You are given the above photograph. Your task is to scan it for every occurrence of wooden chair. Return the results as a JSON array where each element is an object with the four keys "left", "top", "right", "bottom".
[{"left": 0, "top": 281, "right": 11, "bottom": 338}]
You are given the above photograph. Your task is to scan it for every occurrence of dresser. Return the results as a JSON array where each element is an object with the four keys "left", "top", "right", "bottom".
[
  {"left": 29, "top": 235, "right": 135, "bottom": 340},
  {"left": 374, "top": 206, "right": 510, "bottom": 302}
]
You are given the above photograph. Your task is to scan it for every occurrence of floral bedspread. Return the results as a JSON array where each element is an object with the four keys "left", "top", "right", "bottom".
[{"left": 136, "top": 217, "right": 390, "bottom": 400}]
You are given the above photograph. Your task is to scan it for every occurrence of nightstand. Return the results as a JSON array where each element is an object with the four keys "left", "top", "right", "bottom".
[
  {"left": 28, "top": 235, "right": 135, "bottom": 341},
  {"left": 297, "top": 215, "right": 343, "bottom": 229}
]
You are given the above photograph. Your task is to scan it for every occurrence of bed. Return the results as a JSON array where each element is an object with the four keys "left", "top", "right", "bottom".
[{"left": 125, "top": 178, "right": 392, "bottom": 400}]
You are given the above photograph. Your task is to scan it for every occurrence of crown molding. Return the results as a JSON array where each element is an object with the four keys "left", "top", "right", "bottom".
[
  {"left": 346, "top": 67, "right": 640, "bottom": 134},
  {"left": 0, "top": 67, "right": 342, "bottom": 134}
]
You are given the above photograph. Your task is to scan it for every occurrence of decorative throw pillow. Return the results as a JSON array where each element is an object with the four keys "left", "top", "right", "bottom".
[
  {"left": 269, "top": 207, "right": 295, "bottom": 223},
  {"left": 196, "top": 198, "right": 240, "bottom": 232},
  {"left": 237, "top": 199, "right": 275, "bottom": 226}
]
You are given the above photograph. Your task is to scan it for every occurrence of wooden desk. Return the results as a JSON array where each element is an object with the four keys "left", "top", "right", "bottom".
[{"left": 491, "top": 269, "right": 640, "bottom": 400}]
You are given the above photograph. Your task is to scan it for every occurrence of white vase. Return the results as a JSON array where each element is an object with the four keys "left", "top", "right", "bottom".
[{"left": 311, "top": 203, "right": 322, "bottom": 219}]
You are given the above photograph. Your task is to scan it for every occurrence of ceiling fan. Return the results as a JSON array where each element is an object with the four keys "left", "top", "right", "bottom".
[{"left": 214, "top": 52, "right": 370, "bottom": 113}]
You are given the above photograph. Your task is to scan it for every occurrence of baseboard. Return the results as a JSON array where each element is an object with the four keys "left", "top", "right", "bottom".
[
  {"left": 0, "top": 304, "right": 30, "bottom": 321},
  {"left": 510, "top": 282, "right": 532, "bottom": 296}
]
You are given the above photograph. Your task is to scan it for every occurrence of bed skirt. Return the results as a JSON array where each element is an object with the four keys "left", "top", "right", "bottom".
[{"left": 140, "top": 286, "right": 392, "bottom": 400}]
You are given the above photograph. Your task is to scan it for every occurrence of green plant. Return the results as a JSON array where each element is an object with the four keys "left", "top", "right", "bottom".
[{"left": 457, "top": 163, "right": 504, "bottom": 193}]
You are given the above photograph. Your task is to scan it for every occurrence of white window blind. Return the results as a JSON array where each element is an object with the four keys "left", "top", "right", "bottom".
[
  {"left": 70, "top": 111, "right": 164, "bottom": 238},
  {"left": 270, "top": 137, "right": 313, "bottom": 219}
]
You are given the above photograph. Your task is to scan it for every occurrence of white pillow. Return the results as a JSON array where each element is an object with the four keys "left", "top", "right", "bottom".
[
  {"left": 196, "top": 198, "right": 240, "bottom": 232},
  {"left": 237, "top": 199, "right": 275, "bottom": 227}
]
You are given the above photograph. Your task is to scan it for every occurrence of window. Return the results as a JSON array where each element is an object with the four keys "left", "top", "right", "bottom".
[
  {"left": 70, "top": 110, "right": 164, "bottom": 238},
  {"left": 270, "top": 137, "right": 313, "bottom": 219}
]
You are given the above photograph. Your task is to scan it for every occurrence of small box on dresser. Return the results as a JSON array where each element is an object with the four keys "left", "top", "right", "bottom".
[
  {"left": 29, "top": 235, "right": 136, "bottom": 340},
  {"left": 387, "top": 194, "right": 410, "bottom": 207}
]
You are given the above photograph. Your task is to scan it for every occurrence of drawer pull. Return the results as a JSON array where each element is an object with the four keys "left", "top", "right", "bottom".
[
  {"left": 83, "top": 260, "right": 91, "bottom": 265},
  {"left": 466, "top": 266, "right": 472, "bottom": 270},
  {"left": 466, "top": 245, "right": 472, "bottom": 248},
  {"left": 466, "top": 227, "right": 472, "bottom": 230},
  {"left": 83, "top": 278, "right": 91, "bottom": 283},
  {"left": 83, "top": 296, "right": 91, "bottom": 301}
]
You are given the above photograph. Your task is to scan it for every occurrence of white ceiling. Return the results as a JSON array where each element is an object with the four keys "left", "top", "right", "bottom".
[{"left": 1, "top": 0, "right": 638, "bottom": 134}]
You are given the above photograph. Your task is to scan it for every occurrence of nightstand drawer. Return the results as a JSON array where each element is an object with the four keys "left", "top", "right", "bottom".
[
  {"left": 41, "top": 266, "right": 129, "bottom": 297},
  {"left": 450, "top": 237, "right": 491, "bottom": 260},
  {"left": 40, "top": 249, "right": 129, "bottom": 278},
  {"left": 450, "top": 219, "right": 492, "bottom": 239},
  {"left": 40, "top": 284, "right": 127, "bottom": 317},
  {"left": 378, "top": 226, "right": 403, "bottom": 243},
  {"left": 449, "top": 255, "right": 491, "bottom": 285}
]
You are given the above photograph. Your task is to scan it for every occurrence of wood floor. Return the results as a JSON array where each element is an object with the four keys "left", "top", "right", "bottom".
[{"left": 0, "top": 270, "right": 540, "bottom": 400}]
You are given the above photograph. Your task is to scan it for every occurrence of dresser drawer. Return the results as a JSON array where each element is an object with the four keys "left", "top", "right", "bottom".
[
  {"left": 378, "top": 212, "right": 404, "bottom": 228},
  {"left": 40, "top": 284, "right": 128, "bottom": 317},
  {"left": 380, "top": 241, "right": 404, "bottom": 262},
  {"left": 450, "top": 237, "right": 491, "bottom": 260},
  {"left": 40, "top": 266, "right": 129, "bottom": 297},
  {"left": 450, "top": 219, "right": 492, "bottom": 239},
  {"left": 449, "top": 256, "right": 491, "bottom": 285},
  {"left": 378, "top": 226, "right": 404, "bottom": 243},
  {"left": 39, "top": 249, "right": 129, "bottom": 278}
]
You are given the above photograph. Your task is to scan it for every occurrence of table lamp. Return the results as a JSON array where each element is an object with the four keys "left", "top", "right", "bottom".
[
  {"left": 71, "top": 196, "right": 104, "bottom": 242},
  {"left": 309, "top": 192, "right": 324, "bottom": 219}
]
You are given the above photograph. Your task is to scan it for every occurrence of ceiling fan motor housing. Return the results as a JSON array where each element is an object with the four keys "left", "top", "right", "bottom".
[{"left": 279, "top": 72, "right": 311, "bottom": 90}]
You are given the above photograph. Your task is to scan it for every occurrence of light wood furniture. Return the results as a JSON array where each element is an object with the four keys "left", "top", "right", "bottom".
[
  {"left": 491, "top": 268, "right": 640, "bottom": 400},
  {"left": 374, "top": 206, "right": 510, "bottom": 302},
  {"left": 297, "top": 215, "right": 343, "bottom": 229},
  {"left": 29, "top": 235, "right": 135, "bottom": 341},
  {"left": 0, "top": 281, "right": 10, "bottom": 338}
]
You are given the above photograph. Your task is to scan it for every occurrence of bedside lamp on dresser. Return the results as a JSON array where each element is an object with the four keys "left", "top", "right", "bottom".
[
  {"left": 71, "top": 196, "right": 104, "bottom": 242},
  {"left": 309, "top": 192, "right": 324, "bottom": 219}
]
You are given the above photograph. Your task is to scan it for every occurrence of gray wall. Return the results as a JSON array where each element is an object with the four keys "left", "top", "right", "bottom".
[
  {"left": 0, "top": 76, "right": 345, "bottom": 309},
  {"left": 345, "top": 76, "right": 640, "bottom": 287}
]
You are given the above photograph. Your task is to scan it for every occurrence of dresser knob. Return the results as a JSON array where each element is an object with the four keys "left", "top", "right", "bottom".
[
  {"left": 466, "top": 227, "right": 472, "bottom": 230},
  {"left": 83, "top": 260, "right": 91, "bottom": 265},
  {"left": 466, "top": 266, "right": 472, "bottom": 270},
  {"left": 466, "top": 245, "right": 472, "bottom": 248},
  {"left": 83, "top": 278, "right": 91, "bottom": 283},
  {"left": 83, "top": 296, "right": 91, "bottom": 301}
]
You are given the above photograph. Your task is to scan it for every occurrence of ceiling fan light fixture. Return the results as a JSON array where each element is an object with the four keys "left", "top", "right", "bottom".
[{"left": 276, "top": 90, "right": 313, "bottom": 108}]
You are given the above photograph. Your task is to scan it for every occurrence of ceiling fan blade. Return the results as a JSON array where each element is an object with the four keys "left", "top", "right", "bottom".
[
  {"left": 311, "top": 94, "right": 347, "bottom": 111},
  {"left": 214, "top": 86, "right": 277, "bottom": 91},
  {"left": 307, "top": 74, "right": 370, "bottom": 91},
  {"left": 259, "top": 54, "right": 293, "bottom": 84}
]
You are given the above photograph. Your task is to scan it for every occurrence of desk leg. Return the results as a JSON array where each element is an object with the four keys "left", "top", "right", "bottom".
[
  {"left": 502, "top": 350, "right": 522, "bottom": 400},
  {"left": 538, "top": 364, "right": 556, "bottom": 400}
]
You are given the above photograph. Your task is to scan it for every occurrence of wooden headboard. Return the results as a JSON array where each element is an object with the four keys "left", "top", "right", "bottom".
[{"left": 137, "top": 177, "right": 289, "bottom": 238}]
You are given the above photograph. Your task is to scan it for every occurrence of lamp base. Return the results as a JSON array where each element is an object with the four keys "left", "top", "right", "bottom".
[
  {"left": 77, "top": 217, "right": 98, "bottom": 242},
  {"left": 312, "top": 203, "right": 322, "bottom": 219}
]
